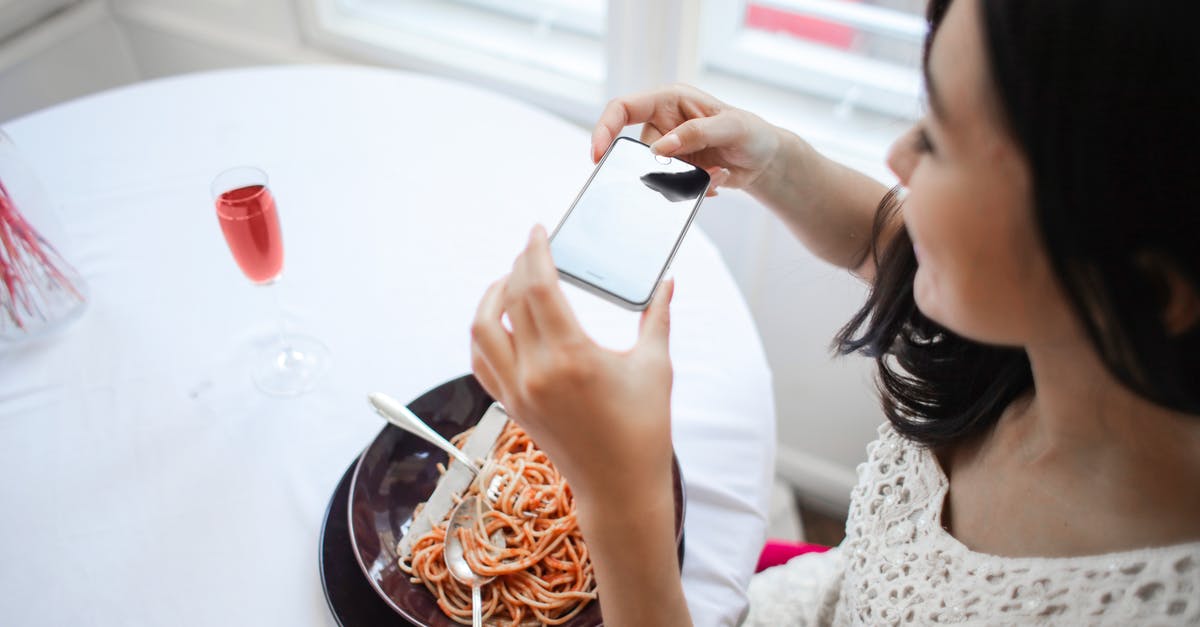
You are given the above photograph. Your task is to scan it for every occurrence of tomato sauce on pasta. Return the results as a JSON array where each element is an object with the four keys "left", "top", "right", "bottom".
[{"left": 399, "top": 422, "right": 597, "bottom": 625}]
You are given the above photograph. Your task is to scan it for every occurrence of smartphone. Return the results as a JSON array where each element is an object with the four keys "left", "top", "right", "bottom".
[{"left": 549, "top": 137, "right": 710, "bottom": 310}]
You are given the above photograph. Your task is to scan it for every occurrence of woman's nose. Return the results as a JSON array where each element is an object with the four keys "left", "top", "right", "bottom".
[{"left": 887, "top": 128, "right": 919, "bottom": 186}]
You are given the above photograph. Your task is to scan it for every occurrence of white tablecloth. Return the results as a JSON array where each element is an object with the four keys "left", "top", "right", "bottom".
[{"left": 0, "top": 66, "right": 775, "bottom": 626}]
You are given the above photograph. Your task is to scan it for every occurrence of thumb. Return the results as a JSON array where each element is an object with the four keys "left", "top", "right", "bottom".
[
  {"left": 650, "top": 113, "right": 739, "bottom": 157},
  {"left": 637, "top": 278, "right": 675, "bottom": 352}
]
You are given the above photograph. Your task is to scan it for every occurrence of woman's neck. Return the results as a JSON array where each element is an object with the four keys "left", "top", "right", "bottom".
[
  {"left": 942, "top": 332, "right": 1200, "bottom": 555},
  {"left": 999, "top": 334, "right": 1200, "bottom": 547},
  {"left": 1014, "top": 336, "right": 1199, "bottom": 464}
]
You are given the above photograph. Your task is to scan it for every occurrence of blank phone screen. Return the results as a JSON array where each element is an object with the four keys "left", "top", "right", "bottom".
[{"left": 551, "top": 138, "right": 709, "bottom": 306}]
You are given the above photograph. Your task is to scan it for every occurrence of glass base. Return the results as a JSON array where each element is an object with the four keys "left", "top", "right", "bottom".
[
  {"left": 252, "top": 334, "right": 331, "bottom": 397},
  {"left": 0, "top": 271, "right": 89, "bottom": 344}
]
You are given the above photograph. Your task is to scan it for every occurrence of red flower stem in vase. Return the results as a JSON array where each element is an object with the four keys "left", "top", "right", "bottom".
[{"left": 0, "top": 177, "right": 85, "bottom": 331}]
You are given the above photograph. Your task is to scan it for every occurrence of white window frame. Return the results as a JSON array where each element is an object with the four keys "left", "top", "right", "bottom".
[
  {"left": 297, "top": 0, "right": 921, "bottom": 171},
  {"left": 449, "top": 0, "right": 604, "bottom": 38},
  {"left": 702, "top": 0, "right": 926, "bottom": 119},
  {"left": 297, "top": 0, "right": 609, "bottom": 125}
]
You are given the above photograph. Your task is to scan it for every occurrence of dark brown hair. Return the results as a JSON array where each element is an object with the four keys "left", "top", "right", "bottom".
[{"left": 835, "top": 0, "right": 1200, "bottom": 447}]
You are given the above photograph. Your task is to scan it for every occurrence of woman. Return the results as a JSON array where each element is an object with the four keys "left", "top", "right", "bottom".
[{"left": 469, "top": 0, "right": 1200, "bottom": 623}]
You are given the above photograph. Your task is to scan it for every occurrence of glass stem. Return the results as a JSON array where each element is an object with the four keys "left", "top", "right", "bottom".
[{"left": 270, "top": 281, "right": 291, "bottom": 355}]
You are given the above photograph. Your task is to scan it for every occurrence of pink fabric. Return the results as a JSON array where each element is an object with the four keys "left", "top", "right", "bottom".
[{"left": 755, "top": 539, "right": 831, "bottom": 573}]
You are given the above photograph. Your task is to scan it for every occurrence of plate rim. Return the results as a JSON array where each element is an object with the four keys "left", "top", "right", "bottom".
[
  {"left": 320, "top": 462, "right": 355, "bottom": 627},
  {"left": 347, "top": 429, "right": 424, "bottom": 622}
]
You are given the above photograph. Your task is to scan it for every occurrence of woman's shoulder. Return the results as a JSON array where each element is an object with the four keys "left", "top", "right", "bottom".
[
  {"left": 840, "top": 425, "right": 1200, "bottom": 624},
  {"left": 847, "top": 422, "right": 944, "bottom": 527}
]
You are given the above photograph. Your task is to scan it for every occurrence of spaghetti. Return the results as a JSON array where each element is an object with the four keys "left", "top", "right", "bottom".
[{"left": 399, "top": 421, "right": 597, "bottom": 626}]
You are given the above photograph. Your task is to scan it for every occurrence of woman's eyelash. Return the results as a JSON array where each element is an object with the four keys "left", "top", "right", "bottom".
[{"left": 914, "top": 128, "right": 934, "bottom": 153}]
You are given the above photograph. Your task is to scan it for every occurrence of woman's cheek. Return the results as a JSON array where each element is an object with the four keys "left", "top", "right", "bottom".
[
  {"left": 903, "top": 203, "right": 940, "bottom": 322},
  {"left": 912, "top": 260, "right": 941, "bottom": 322}
]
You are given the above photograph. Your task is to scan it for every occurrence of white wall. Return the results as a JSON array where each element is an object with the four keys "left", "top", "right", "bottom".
[
  {"left": 110, "top": 0, "right": 338, "bottom": 77},
  {"left": 696, "top": 189, "right": 884, "bottom": 510},
  {"left": 0, "top": 0, "right": 901, "bottom": 513},
  {"left": 0, "top": 0, "right": 139, "bottom": 122}
]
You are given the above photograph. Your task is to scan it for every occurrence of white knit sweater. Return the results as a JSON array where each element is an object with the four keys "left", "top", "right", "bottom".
[{"left": 745, "top": 424, "right": 1200, "bottom": 625}]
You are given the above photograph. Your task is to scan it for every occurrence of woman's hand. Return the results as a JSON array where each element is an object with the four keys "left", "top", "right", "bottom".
[
  {"left": 470, "top": 226, "right": 691, "bottom": 626},
  {"left": 591, "top": 84, "right": 784, "bottom": 197},
  {"left": 595, "top": 84, "right": 890, "bottom": 275},
  {"left": 469, "top": 225, "right": 676, "bottom": 504}
]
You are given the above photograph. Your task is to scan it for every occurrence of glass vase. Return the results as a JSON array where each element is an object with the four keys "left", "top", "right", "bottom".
[{"left": 0, "top": 128, "right": 88, "bottom": 343}]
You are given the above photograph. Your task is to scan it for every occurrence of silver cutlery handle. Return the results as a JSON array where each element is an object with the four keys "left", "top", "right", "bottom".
[
  {"left": 368, "top": 392, "right": 478, "bottom": 472},
  {"left": 471, "top": 583, "right": 482, "bottom": 627}
]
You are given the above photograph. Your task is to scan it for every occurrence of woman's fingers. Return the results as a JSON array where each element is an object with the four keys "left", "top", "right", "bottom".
[
  {"left": 506, "top": 228, "right": 547, "bottom": 346},
  {"left": 704, "top": 166, "right": 731, "bottom": 197},
  {"left": 470, "top": 341, "right": 505, "bottom": 403},
  {"left": 637, "top": 278, "right": 674, "bottom": 356},
  {"left": 639, "top": 123, "right": 665, "bottom": 147},
  {"left": 471, "top": 277, "right": 517, "bottom": 390},
  {"left": 592, "top": 85, "right": 726, "bottom": 162},
  {"left": 593, "top": 85, "right": 711, "bottom": 162},
  {"left": 503, "top": 273, "right": 541, "bottom": 354},
  {"left": 592, "top": 91, "right": 663, "bottom": 162},
  {"left": 486, "top": 226, "right": 587, "bottom": 368},
  {"left": 509, "top": 226, "right": 581, "bottom": 341},
  {"left": 649, "top": 112, "right": 743, "bottom": 157}
]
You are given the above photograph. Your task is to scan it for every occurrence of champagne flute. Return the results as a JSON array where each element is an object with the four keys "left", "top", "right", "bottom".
[{"left": 211, "top": 166, "right": 330, "bottom": 396}]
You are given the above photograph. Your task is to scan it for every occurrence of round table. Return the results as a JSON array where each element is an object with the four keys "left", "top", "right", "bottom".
[{"left": 0, "top": 65, "right": 775, "bottom": 626}]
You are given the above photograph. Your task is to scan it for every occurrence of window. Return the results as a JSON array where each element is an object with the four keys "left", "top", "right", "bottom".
[
  {"left": 304, "top": 0, "right": 925, "bottom": 162},
  {"left": 450, "top": 0, "right": 604, "bottom": 38},
  {"left": 341, "top": 0, "right": 604, "bottom": 81},
  {"left": 703, "top": 0, "right": 926, "bottom": 119},
  {"left": 308, "top": 0, "right": 607, "bottom": 123}
]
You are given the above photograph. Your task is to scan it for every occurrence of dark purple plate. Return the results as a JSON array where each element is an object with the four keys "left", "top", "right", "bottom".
[
  {"left": 320, "top": 461, "right": 416, "bottom": 626},
  {"left": 338, "top": 374, "right": 685, "bottom": 627},
  {"left": 319, "top": 460, "right": 685, "bottom": 627}
]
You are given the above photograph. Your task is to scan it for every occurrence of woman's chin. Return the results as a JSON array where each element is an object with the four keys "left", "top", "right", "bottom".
[
  {"left": 912, "top": 267, "right": 940, "bottom": 320},
  {"left": 912, "top": 270, "right": 964, "bottom": 337}
]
